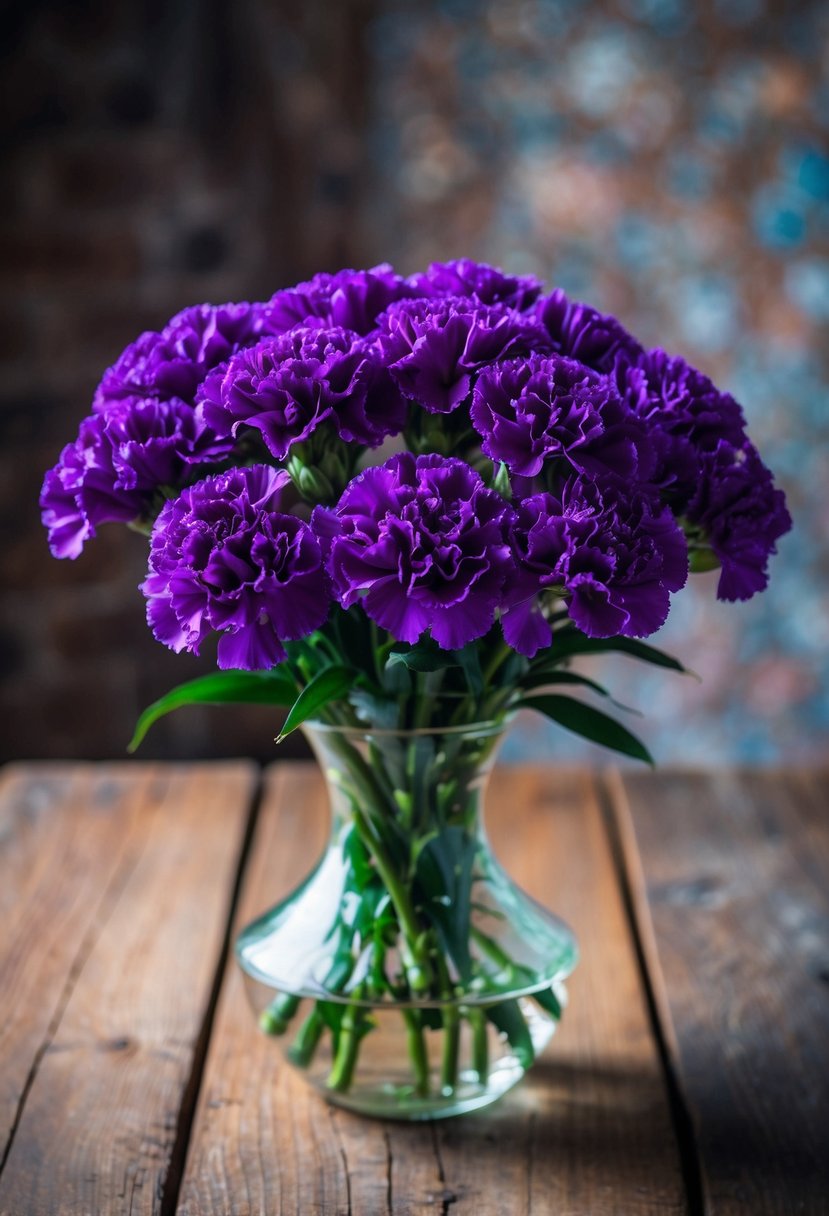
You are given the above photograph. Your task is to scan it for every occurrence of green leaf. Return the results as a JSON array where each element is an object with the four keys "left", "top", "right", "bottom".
[
  {"left": 129, "top": 669, "right": 296, "bottom": 752},
  {"left": 541, "top": 629, "right": 693, "bottom": 676},
  {"left": 520, "top": 669, "right": 613, "bottom": 699},
  {"left": 522, "top": 694, "right": 654, "bottom": 765},
  {"left": 415, "top": 825, "right": 477, "bottom": 981},
  {"left": 386, "top": 642, "right": 456, "bottom": 674},
  {"left": 452, "top": 643, "right": 484, "bottom": 697},
  {"left": 276, "top": 664, "right": 355, "bottom": 741},
  {"left": 486, "top": 1000, "right": 535, "bottom": 1068},
  {"left": 532, "top": 984, "right": 563, "bottom": 1019},
  {"left": 518, "top": 669, "right": 641, "bottom": 716},
  {"left": 348, "top": 687, "right": 399, "bottom": 729}
]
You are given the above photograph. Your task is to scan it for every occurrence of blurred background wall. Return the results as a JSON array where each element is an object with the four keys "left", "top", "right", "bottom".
[{"left": 1, "top": 0, "right": 826, "bottom": 765}]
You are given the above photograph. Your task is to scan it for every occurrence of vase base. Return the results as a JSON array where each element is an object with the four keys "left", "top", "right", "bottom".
[
  {"left": 322, "top": 1054, "right": 535, "bottom": 1121},
  {"left": 248, "top": 979, "right": 559, "bottom": 1121}
]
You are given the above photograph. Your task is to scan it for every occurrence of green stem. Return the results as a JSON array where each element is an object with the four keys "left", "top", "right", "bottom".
[
  {"left": 469, "top": 1007, "right": 489, "bottom": 1082},
  {"left": 403, "top": 1009, "right": 430, "bottom": 1097},
  {"left": 440, "top": 1005, "right": 460, "bottom": 1093},
  {"left": 434, "top": 953, "right": 460, "bottom": 1093},
  {"left": 350, "top": 803, "right": 433, "bottom": 994},
  {"left": 471, "top": 924, "right": 514, "bottom": 972},
  {"left": 259, "top": 992, "right": 301, "bottom": 1036},
  {"left": 327, "top": 986, "right": 369, "bottom": 1092},
  {"left": 288, "top": 1008, "right": 326, "bottom": 1067},
  {"left": 482, "top": 638, "right": 513, "bottom": 688}
]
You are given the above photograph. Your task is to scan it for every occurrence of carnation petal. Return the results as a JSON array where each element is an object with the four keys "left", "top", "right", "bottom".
[
  {"left": 217, "top": 624, "right": 287, "bottom": 671},
  {"left": 501, "top": 597, "right": 552, "bottom": 658}
]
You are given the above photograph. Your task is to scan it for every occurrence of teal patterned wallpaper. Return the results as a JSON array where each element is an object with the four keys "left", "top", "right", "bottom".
[{"left": 366, "top": 0, "right": 828, "bottom": 763}]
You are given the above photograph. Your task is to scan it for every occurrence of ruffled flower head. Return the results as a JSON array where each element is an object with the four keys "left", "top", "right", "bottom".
[
  {"left": 377, "top": 297, "right": 551, "bottom": 414},
  {"left": 263, "top": 265, "right": 415, "bottom": 337},
  {"left": 142, "top": 465, "right": 330, "bottom": 669},
  {"left": 410, "top": 259, "right": 543, "bottom": 310},
  {"left": 40, "top": 398, "right": 233, "bottom": 558},
  {"left": 198, "top": 326, "right": 406, "bottom": 459},
  {"left": 471, "top": 353, "right": 653, "bottom": 480},
  {"left": 502, "top": 477, "right": 688, "bottom": 656},
  {"left": 687, "top": 442, "right": 792, "bottom": 602},
  {"left": 538, "top": 289, "right": 644, "bottom": 375},
  {"left": 617, "top": 349, "right": 748, "bottom": 500},
  {"left": 95, "top": 302, "right": 266, "bottom": 410},
  {"left": 323, "top": 452, "right": 515, "bottom": 650}
]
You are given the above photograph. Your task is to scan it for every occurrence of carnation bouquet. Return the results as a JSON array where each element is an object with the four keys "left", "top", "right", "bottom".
[{"left": 42, "top": 260, "right": 790, "bottom": 1117}]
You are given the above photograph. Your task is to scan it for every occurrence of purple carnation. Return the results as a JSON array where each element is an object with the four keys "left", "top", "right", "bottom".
[
  {"left": 377, "top": 297, "right": 551, "bottom": 414},
  {"left": 471, "top": 353, "right": 653, "bottom": 480},
  {"left": 323, "top": 452, "right": 515, "bottom": 649},
  {"left": 142, "top": 465, "right": 329, "bottom": 669},
  {"left": 40, "top": 399, "right": 233, "bottom": 559},
  {"left": 41, "top": 415, "right": 140, "bottom": 559},
  {"left": 197, "top": 326, "right": 405, "bottom": 459},
  {"left": 538, "top": 289, "right": 644, "bottom": 375},
  {"left": 687, "top": 442, "right": 791, "bottom": 601},
  {"left": 95, "top": 302, "right": 266, "bottom": 410},
  {"left": 263, "top": 265, "right": 415, "bottom": 337},
  {"left": 617, "top": 349, "right": 749, "bottom": 502},
  {"left": 409, "top": 260, "right": 542, "bottom": 310},
  {"left": 502, "top": 477, "right": 688, "bottom": 655}
]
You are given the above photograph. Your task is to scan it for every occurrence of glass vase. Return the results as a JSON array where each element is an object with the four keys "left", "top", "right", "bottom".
[{"left": 235, "top": 719, "right": 578, "bottom": 1120}]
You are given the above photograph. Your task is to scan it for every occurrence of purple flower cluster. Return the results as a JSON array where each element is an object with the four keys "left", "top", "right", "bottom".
[
  {"left": 142, "top": 466, "right": 329, "bottom": 669},
  {"left": 41, "top": 260, "right": 791, "bottom": 669},
  {"left": 317, "top": 453, "right": 687, "bottom": 658}
]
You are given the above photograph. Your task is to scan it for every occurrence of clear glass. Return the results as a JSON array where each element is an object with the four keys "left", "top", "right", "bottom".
[{"left": 235, "top": 719, "right": 578, "bottom": 1119}]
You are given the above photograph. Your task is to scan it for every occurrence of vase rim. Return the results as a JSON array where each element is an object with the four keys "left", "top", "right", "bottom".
[{"left": 303, "top": 714, "right": 514, "bottom": 741}]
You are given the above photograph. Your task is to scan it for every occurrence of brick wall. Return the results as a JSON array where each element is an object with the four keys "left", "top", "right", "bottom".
[{"left": 0, "top": 0, "right": 375, "bottom": 761}]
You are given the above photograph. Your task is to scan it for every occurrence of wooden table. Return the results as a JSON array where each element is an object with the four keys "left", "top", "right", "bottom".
[{"left": 1, "top": 762, "right": 827, "bottom": 1215}]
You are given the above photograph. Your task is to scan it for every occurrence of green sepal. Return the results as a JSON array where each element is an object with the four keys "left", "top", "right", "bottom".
[{"left": 689, "top": 546, "right": 721, "bottom": 574}]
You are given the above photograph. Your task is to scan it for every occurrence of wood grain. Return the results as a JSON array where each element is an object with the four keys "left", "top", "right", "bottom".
[
  {"left": 178, "top": 763, "right": 685, "bottom": 1215},
  {"left": 609, "top": 768, "right": 829, "bottom": 1216},
  {"left": 0, "top": 761, "right": 257, "bottom": 1216}
]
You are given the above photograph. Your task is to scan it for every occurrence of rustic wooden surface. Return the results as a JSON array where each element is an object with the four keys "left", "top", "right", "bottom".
[
  {"left": 608, "top": 769, "right": 829, "bottom": 1216},
  {"left": 1, "top": 762, "right": 827, "bottom": 1216}
]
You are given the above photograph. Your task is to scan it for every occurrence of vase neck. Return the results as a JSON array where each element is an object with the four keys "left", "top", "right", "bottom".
[{"left": 303, "top": 721, "right": 507, "bottom": 842}]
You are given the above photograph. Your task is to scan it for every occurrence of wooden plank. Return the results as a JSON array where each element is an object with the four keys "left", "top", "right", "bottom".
[
  {"left": 176, "top": 765, "right": 351, "bottom": 1216},
  {"left": 609, "top": 768, "right": 829, "bottom": 1216},
  {"left": 0, "top": 761, "right": 257, "bottom": 1216},
  {"left": 0, "top": 765, "right": 159, "bottom": 1160},
  {"left": 179, "top": 764, "right": 685, "bottom": 1215}
]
